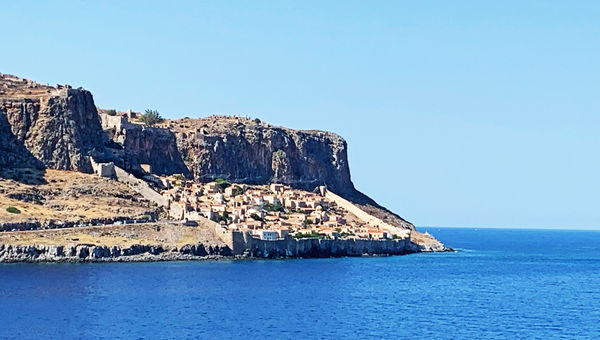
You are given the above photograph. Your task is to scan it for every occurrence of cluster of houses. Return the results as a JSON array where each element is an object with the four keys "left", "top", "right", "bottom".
[{"left": 161, "top": 177, "right": 398, "bottom": 241}]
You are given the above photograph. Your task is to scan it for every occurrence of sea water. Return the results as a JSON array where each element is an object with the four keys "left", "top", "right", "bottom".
[{"left": 0, "top": 228, "right": 599, "bottom": 339}]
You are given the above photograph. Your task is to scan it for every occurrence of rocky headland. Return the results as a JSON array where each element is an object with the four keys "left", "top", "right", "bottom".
[{"left": 0, "top": 72, "right": 450, "bottom": 261}]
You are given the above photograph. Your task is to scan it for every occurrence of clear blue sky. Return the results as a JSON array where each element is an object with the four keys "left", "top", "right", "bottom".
[{"left": 3, "top": 1, "right": 599, "bottom": 229}]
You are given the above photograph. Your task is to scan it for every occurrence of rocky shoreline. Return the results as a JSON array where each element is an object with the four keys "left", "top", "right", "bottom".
[
  {"left": 0, "top": 237, "right": 451, "bottom": 263},
  {"left": 0, "top": 243, "right": 232, "bottom": 263}
]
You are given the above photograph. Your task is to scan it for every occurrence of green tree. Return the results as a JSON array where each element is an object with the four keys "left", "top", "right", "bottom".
[
  {"left": 6, "top": 206, "right": 21, "bottom": 214},
  {"left": 215, "top": 178, "right": 231, "bottom": 191},
  {"left": 220, "top": 211, "right": 229, "bottom": 222},
  {"left": 140, "top": 109, "right": 164, "bottom": 126}
]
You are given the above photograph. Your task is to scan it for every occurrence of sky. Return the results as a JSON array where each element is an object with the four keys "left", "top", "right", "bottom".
[{"left": 2, "top": 1, "right": 599, "bottom": 229}]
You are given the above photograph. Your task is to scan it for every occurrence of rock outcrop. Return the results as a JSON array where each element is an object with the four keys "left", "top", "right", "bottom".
[
  {"left": 171, "top": 116, "right": 355, "bottom": 196},
  {"left": 0, "top": 73, "right": 110, "bottom": 172},
  {"left": 0, "top": 73, "right": 418, "bottom": 236},
  {"left": 114, "top": 124, "right": 190, "bottom": 177},
  {"left": 0, "top": 110, "right": 43, "bottom": 169},
  {"left": 169, "top": 115, "right": 415, "bottom": 230}
]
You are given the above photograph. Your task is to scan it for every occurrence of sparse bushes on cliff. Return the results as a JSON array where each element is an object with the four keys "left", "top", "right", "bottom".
[
  {"left": 215, "top": 178, "right": 230, "bottom": 191},
  {"left": 6, "top": 206, "right": 21, "bottom": 214},
  {"left": 105, "top": 109, "right": 117, "bottom": 116},
  {"left": 140, "top": 109, "right": 164, "bottom": 126}
]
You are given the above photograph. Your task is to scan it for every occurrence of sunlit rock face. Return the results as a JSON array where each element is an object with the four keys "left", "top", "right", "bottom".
[{"left": 171, "top": 116, "right": 354, "bottom": 196}]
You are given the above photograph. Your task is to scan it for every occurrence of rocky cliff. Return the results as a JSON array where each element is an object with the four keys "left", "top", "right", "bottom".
[
  {"left": 168, "top": 115, "right": 415, "bottom": 230},
  {"left": 117, "top": 124, "right": 190, "bottom": 177},
  {"left": 0, "top": 74, "right": 188, "bottom": 178},
  {"left": 0, "top": 73, "right": 109, "bottom": 172},
  {"left": 1, "top": 73, "right": 416, "bottom": 233},
  {"left": 170, "top": 116, "right": 355, "bottom": 196}
]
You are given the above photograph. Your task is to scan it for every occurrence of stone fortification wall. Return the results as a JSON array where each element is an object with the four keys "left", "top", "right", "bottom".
[
  {"left": 100, "top": 114, "right": 130, "bottom": 131},
  {"left": 114, "top": 166, "right": 168, "bottom": 207},
  {"left": 325, "top": 189, "right": 411, "bottom": 237},
  {"left": 198, "top": 216, "right": 416, "bottom": 257},
  {"left": 241, "top": 235, "right": 417, "bottom": 258},
  {"left": 90, "top": 158, "right": 116, "bottom": 177}
]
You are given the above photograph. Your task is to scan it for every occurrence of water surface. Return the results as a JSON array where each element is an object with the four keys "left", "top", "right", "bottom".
[{"left": 1, "top": 228, "right": 599, "bottom": 339}]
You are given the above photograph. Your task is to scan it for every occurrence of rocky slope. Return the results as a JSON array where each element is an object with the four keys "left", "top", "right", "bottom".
[
  {"left": 0, "top": 221, "right": 232, "bottom": 262},
  {"left": 0, "top": 169, "right": 156, "bottom": 229}
]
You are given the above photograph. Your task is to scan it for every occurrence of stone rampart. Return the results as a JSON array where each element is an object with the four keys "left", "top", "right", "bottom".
[{"left": 325, "top": 189, "right": 411, "bottom": 238}]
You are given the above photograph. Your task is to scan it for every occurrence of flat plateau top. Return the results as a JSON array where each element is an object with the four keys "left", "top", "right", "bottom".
[{"left": 0, "top": 73, "right": 59, "bottom": 99}]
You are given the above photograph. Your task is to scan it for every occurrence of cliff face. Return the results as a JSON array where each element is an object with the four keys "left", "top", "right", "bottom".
[
  {"left": 120, "top": 125, "right": 190, "bottom": 177},
  {"left": 0, "top": 74, "right": 108, "bottom": 172},
  {"left": 170, "top": 116, "right": 355, "bottom": 196},
  {"left": 1, "top": 73, "right": 416, "bottom": 233},
  {"left": 0, "top": 110, "right": 43, "bottom": 169},
  {"left": 168, "top": 115, "right": 415, "bottom": 230}
]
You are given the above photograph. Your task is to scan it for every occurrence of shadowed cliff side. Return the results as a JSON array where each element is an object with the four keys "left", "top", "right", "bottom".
[
  {"left": 120, "top": 125, "right": 190, "bottom": 177},
  {"left": 0, "top": 110, "right": 44, "bottom": 170},
  {"left": 0, "top": 73, "right": 109, "bottom": 173}
]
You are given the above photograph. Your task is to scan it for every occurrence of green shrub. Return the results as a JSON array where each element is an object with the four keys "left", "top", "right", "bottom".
[
  {"left": 6, "top": 206, "right": 21, "bottom": 214},
  {"left": 231, "top": 186, "right": 244, "bottom": 196},
  {"left": 215, "top": 178, "right": 231, "bottom": 191},
  {"left": 264, "top": 202, "right": 285, "bottom": 212},
  {"left": 293, "top": 231, "right": 323, "bottom": 239},
  {"left": 105, "top": 109, "right": 117, "bottom": 116},
  {"left": 219, "top": 211, "right": 229, "bottom": 222},
  {"left": 140, "top": 109, "right": 164, "bottom": 126}
]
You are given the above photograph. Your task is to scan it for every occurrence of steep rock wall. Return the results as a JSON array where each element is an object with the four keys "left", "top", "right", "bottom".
[
  {"left": 0, "top": 109, "right": 43, "bottom": 169},
  {"left": 0, "top": 75, "right": 108, "bottom": 172},
  {"left": 170, "top": 116, "right": 415, "bottom": 230},
  {"left": 120, "top": 125, "right": 190, "bottom": 176},
  {"left": 171, "top": 116, "right": 355, "bottom": 197}
]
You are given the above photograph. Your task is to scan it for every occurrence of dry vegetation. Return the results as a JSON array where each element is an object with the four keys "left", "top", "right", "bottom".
[
  {"left": 0, "top": 73, "right": 57, "bottom": 98},
  {"left": 0, "top": 222, "right": 223, "bottom": 248},
  {"left": 0, "top": 168, "right": 153, "bottom": 223},
  {"left": 410, "top": 230, "right": 441, "bottom": 246}
]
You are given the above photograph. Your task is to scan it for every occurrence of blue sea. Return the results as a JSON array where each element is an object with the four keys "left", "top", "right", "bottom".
[{"left": 1, "top": 228, "right": 599, "bottom": 339}]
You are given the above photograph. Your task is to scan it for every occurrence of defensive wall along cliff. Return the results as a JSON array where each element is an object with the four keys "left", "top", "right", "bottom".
[
  {"left": 324, "top": 189, "right": 411, "bottom": 238},
  {"left": 207, "top": 213, "right": 416, "bottom": 257},
  {"left": 113, "top": 166, "right": 169, "bottom": 207}
]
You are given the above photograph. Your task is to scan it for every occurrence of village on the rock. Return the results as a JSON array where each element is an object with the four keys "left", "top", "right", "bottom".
[
  {"left": 86, "top": 110, "right": 410, "bottom": 242},
  {"left": 161, "top": 176, "right": 403, "bottom": 241}
]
